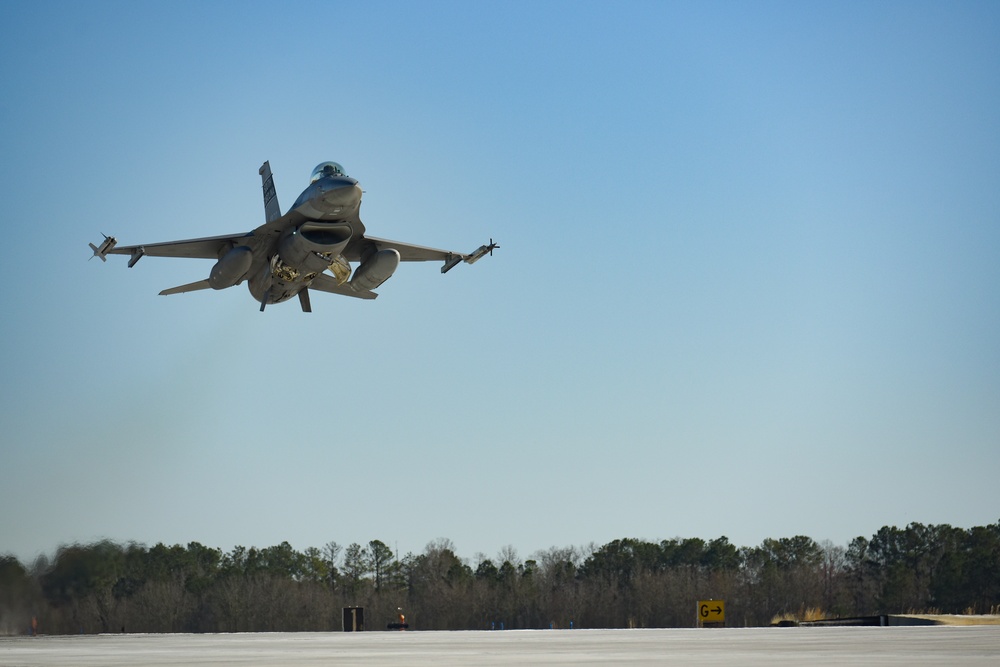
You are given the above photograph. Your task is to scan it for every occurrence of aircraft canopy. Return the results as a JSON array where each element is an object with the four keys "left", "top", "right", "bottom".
[{"left": 310, "top": 162, "right": 347, "bottom": 183}]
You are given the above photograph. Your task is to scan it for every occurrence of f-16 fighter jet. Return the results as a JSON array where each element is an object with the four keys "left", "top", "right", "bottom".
[{"left": 91, "top": 161, "right": 497, "bottom": 311}]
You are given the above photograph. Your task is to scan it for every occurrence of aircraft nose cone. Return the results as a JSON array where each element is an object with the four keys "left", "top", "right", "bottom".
[
  {"left": 323, "top": 178, "right": 361, "bottom": 202},
  {"left": 320, "top": 177, "right": 362, "bottom": 209}
]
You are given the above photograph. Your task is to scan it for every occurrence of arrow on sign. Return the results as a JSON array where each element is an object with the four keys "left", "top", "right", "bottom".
[{"left": 700, "top": 603, "right": 724, "bottom": 618}]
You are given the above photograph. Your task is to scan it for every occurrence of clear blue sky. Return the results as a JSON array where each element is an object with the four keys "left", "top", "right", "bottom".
[{"left": 2, "top": 1, "right": 998, "bottom": 565}]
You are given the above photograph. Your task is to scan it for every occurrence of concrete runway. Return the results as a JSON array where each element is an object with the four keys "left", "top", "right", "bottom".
[{"left": 2, "top": 627, "right": 998, "bottom": 666}]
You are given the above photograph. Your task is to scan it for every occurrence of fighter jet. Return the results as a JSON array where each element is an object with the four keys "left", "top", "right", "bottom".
[{"left": 90, "top": 161, "right": 497, "bottom": 311}]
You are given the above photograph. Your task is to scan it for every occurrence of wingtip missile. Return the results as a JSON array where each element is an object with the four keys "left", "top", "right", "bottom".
[
  {"left": 441, "top": 238, "right": 498, "bottom": 273},
  {"left": 464, "top": 238, "right": 499, "bottom": 265},
  {"left": 89, "top": 234, "right": 117, "bottom": 262}
]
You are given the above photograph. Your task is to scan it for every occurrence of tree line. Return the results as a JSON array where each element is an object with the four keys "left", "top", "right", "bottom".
[{"left": 1, "top": 521, "right": 997, "bottom": 635}]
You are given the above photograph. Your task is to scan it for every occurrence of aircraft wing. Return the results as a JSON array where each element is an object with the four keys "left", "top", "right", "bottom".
[
  {"left": 354, "top": 236, "right": 498, "bottom": 273},
  {"left": 356, "top": 236, "right": 461, "bottom": 262},
  {"left": 106, "top": 232, "right": 252, "bottom": 260}
]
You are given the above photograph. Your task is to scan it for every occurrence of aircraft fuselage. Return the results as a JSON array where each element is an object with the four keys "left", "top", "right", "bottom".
[{"left": 246, "top": 171, "right": 366, "bottom": 307}]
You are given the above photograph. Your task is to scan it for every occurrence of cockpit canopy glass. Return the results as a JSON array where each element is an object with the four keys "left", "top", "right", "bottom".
[{"left": 310, "top": 161, "right": 347, "bottom": 183}]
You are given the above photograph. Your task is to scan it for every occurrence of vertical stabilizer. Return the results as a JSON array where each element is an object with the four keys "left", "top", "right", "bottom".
[{"left": 259, "top": 161, "right": 282, "bottom": 222}]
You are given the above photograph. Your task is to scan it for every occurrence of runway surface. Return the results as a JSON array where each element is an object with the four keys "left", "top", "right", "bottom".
[{"left": 2, "top": 626, "right": 998, "bottom": 666}]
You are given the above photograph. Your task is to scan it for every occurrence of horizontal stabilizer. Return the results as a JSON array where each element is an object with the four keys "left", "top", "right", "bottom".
[
  {"left": 160, "top": 279, "right": 212, "bottom": 296},
  {"left": 309, "top": 273, "right": 378, "bottom": 300}
]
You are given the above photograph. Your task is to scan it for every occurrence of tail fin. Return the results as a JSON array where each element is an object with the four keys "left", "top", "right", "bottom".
[{"left": 259, "top": 161, "right": 281, "bottom": 223}]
